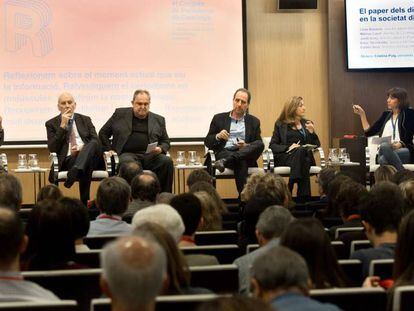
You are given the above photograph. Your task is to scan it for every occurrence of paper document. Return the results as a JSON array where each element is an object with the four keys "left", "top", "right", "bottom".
[
  {"left": 286, "top": 144, "right": 317, "bottom": 153},
  {"left": 371, "top": 136, "right": 391, "bottom": 145},
  {"left": 145, "top": 142, "right": 158, "bottom": 153}
]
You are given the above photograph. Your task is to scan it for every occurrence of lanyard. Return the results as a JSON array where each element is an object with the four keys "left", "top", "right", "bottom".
[
  {"left": 391, "top": 115, "right": 398, "bottom": 140},
  {"left": 298, "top": 127, "right": 306, "bottom": 139}
]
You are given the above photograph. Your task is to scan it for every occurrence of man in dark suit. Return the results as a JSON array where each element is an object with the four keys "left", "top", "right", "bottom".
[
  {"left": 205, "top": 88, "right": 264, "bottom": 194},
  {"left": 46, "top": 92, "right": 101, "bottom": 205},
  {"left": 99, "top": 89, "right": 173, "bottom": 192}
]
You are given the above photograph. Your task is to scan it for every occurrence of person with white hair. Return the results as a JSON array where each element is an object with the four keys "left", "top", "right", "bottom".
[
  {"left": 234, "top": 205, "right": 293, "bottom": 294},
  {"left": 132, "top": 204, "right": 184, "bottom": 243},
  {"left": 100, "top": 235, "right": 167, "bottom": 311}
]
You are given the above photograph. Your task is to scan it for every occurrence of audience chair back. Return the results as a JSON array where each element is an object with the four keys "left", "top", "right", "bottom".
[
  {"left": 368, "top": 259, "right": 394, "bottom": 280},
  {"left": 392, "top": 285, "right": 414, "bottom": 311},
  {"left": 194, "top": 230, "right": 238, "bottom": 245},
  {"left": 189, "top": 265, "right": 238, "bottom": 293},
  {"left": 180, "top": 245, "right": 241, "bottom": 264},
  {"left": 350, "top": 240, "right": 372, "bottom": 256},
  {"left": 338, "top": 259, "right": 363, "bottom": 287},
  {"left": 0, "top": 301, "right": 77, "bottom": 311},
  {"left": 83, "top": 235, "right": 119, "bottom": 249},
  {"left": 335, "top": 227, "right": 364, "bottom": 239}
]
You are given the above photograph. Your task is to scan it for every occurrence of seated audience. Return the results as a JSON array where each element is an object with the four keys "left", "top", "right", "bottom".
[
  {"left": 124, "top": 172, "right": 161, "bottom": 220},
  {"left": 134, "top": 222, "right": 211, "bottom": 295},
  {"left": 399, "top": 179, "right": 414, "bottom": 215},
  {"left": 193, "top": 191, "right": 222, "bottom": 231},
  {"left": 187, "top": 169, "right": 213, "bottom": 188},
  {"left": 170, "top": 193, "right": 219, "bottom": 266},
  {"left": 351, "top": 181, "right": 403, "bottom": 277},
  {"left": 250, "top": 246, "right": 340, "bottom": 310},
  {"left": 36, "top": 184, "right": 62, "bottom": 202},
  {"left": 100, "top": 236, "right": 166, "bottom": 311},
  {"left": 189, "top": 181, "right": 228, "bottom": 214},
  {"left": 391, "top": 169, "right": 414, "bottom": 185},
  {"left": 240, "top": 173, "right": 290, "bottom": 247},
  {"left": 324, "top": 174, "right": 353, "bottom": 217},
  {"left": 0, "top": 207, "right": 59, "bottom": 301},
  {"left": 234, "top": 205, "right": 293, "bottom": 294},
  {"left": 308, "top": 167, "right": 337, "bottom": 211},
  {"left": 374, "top": 165, "right": 397, "bottom": 183},
  {"left": 0, "top": 174, "right": 22, "bottom": 211},
  {"left": 59, "top": 197, "right": 90, "bottom": 252},
  {"left": 281, "top": 218, "right": 347, "bottom": 289},
  {"left": 132, "top": 204, "right": 184, "bottom": 243},
  {"left": 196, "top": 296, "right": 273, "bottom": 311},
  {"left": 156, "top": 192, "right": 175, "bottom": 204},
  {"left": 118, "top": 160, "right": 142, "bottom": 185},
  {"left": 88, "top": 177, "right": 132, "bottom": 236},
  {"left": 22, "top": 200, "right": 82, "bottom": 270},
  {"left": 329, "top": 180, "right": 368, "bottom": 239}
]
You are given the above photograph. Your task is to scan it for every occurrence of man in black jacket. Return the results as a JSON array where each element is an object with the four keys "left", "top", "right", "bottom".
[
  {"left": 46, "top": 92, "right": 101, "bottom": 205},
  {"left": 204, "top": 88, "right": 264, "bottom": 194},
  {"left": 99, "top": 89, "right": 173, "bottom": 192}
]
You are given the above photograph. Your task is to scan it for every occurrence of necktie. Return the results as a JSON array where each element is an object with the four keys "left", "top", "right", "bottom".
[{"left": 68, "top": 120, "right": 77, "bottom": 150}]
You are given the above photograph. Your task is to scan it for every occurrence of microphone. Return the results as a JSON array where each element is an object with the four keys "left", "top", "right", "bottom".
[{"left": 235, "top": 120, "right": 238, "bottom": 124}]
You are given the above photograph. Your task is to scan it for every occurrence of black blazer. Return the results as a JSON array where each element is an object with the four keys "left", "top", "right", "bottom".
[
  {"left": 45, "top": 113, "right": 99, "bottom": 169},
  {"left": 204, "top": 112, "right": 262, "bottom": 153},
  {"left": 365, "top": 108, "right": 414, "bottom": 161},
  {"left": 269, "top": 119, "right": 321, "bottom": 154},
  {"left": 0, "top": 129, "right": 3, "bottom": 146},
  {"left": 99, "top": 108, "right": 170, "bottom": 155}
]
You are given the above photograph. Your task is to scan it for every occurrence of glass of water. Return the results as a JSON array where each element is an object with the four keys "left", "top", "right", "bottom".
[{"left": 17, "top": 154, "right": 27, "bottom": 169}]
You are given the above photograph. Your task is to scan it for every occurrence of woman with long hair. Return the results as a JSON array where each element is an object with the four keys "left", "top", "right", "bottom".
[
  {"left": 269, "top": 96, "right": 320, "bottom": 200},
  {"left": 353, "top": 87, "right": 414, "bottom": 171}
]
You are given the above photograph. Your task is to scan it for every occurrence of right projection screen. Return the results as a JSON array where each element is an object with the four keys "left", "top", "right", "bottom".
[{"left": 346, "top": 0, "right": 414, "bottom": 70}]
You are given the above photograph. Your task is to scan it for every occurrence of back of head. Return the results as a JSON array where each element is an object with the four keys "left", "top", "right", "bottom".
[
  {"left": 374, "top": 165, "right": 397, "bottom": 183},
  {"left": 256, "top": 205, "right": 293, "bottom": 240},
  {"left": 156, "top": 192, "right": 176, "bottom": 205},
  {"left": 391, "top": 169, "right": 414, "bottom": 185},
  {"left": 281, "top": 218, "right": 345, "bottom": 288},
  {"left": 336, "top": 181, "right": 368, "bottom": 218},
  {"left": 37, "top": 184, "right": 63, "bottom": 202},
  {"left": 400, "top": 179, "right": 414, "bottom": 215},
  {"left": 326, "top": 174, "right": 353, "bottom": 217},
  {"left": 118, "top": 161, "right": 143, "bottom": 185},
  {"left": 189, "top": 181, "right": 227, "bottom": 213},
  {"left": 96, "top": 177, "right": 131, "bottom": 215},
  {"left": 101, "top": 236, "right": 166, "bottom": 309},
  {"left": 133, "top": 222, "right": 190, "bottom": 294},
  {"left": 394, "top": 210, "right": 414, "bottom": 284},
  {"left": 361, "top": 181, "right": 403, "bottom": 234},
  {"left": 132, "top": 204, "right": 185, "bottom": 243},
  {"left": 131, "top": 172, "right": 161, "bottom": 202},
  {"left": 0, "top": 174, "right": 22, "bottom": 211},
  {"left": 187, "top": 169, "right": 212, "bottom": 188},
  {"left": 251, "top": 246, "right": 309, "bottom": 294},
  {"left": 196, "top": 296, "right": 273, "bottom": 311},
  {"left": 170, "top": 193, "right": 202, "bottom": 236},
  {"left": 317, "top": 167, "right": 337, "bottom": 195},
  {"left": 24, "top": 200, "right": 75, "bottom": 270},
  {"left": 59, "top": 197, "right": 90, "bottom": 240},
  {"left": 0, "top": 207, "right": 24, "bottom": 267},
  {"left": 194, "top": 191, "right": 222, "bottom": 231}
]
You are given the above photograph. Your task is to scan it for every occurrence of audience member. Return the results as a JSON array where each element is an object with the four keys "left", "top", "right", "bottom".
[
  {"left": 281, "top": 218, "right": 347, "bottom": 289},
  {"left": 391, "top": 169, "right": 414, "bottom": 185},
  {"left": 156, "top": 192, "right": 175, "bottom": 204},
  {"left": 193, "top": 191, "right": 222, "bottom": 231},
  {"left": 36, "top": 184, "right": 62, "bottom": 202},
  {"left": 329, "top": 180, "right": 368, "bottom": 239},
  {"left": 250, "top": 246, "right": 340, "bottom": 310},
  {"left": 399, "top": 179, "right": 414, "bottom": 215},
  {"left": 189, "top": 181, "right": 228, "bottom": 214},
  {"left": 132, "top": 204, "right": 184, "bottom": 243},
  {"left": 187, "top": 169, "right": 213, "bottom": 188},
  {"left": 59, "top": 197, "right": 90, "bottom": 252},
  {"left": 374, "top": 165, "right": 397, "bottom": 183},
  {"left": 196, "top": 296, "right": 273, "bottom": 311},
  {"left": 234, "top": 206, "right": 293, "bottom": 294},
  {"left": 134, "top": 222, "right": 211, "bottom": 295},
  {"left": 100, "top": 236, "right": 166, "bottom": 311},
  {"left": 88, "top": 177, "right": 132, "bottom": 236},
  {"left": 308, "top": 167, "right": 337, "bottom": 211},
  {"left": 324, "top": 174, "right": 353, "bottom": 217},
  {"left": 0, "top": 174, "right": 22, "bottom": 211},
  {"left": 124, "top": 172, "right": 161, "bottom": 220},
  {"left": 22, "top": 200, "right": 81, "bottom": 270},
  {"left": 170, "top": 193, "right": 219, "bottom": 266},
  {"left": 118, "top": 160, "right": 143, "bottom": 185},
  {"left": 0, "top": 207, "right": 59, "bottom": 301},
  {"left": 351, "top": 181, "right": 403, "bottom": 277}
]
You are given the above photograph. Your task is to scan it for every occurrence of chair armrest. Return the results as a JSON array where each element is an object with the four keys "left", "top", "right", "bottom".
[
  {"left": 262, "top": 150, "right": 269, "bottom": 173},
  {"left": 265, "top": 149, "right": 274, "bottom": 171},
  {"left": 0, "top": 153, "right": 8, "bottom": 173},
  {"left": 315, "top": 147, "right": 326, "bottom": 168},
  {"left": 365, "top": 147, "right": 370, "bottom": 168},
  {"left": 207, "top": 150, "right": 217, "bottom": 177},
  {"left": 49, "top": 152, "right": 59, "bottom": 184},
  {"left": 104, "top": 152, "right": 119, "bottom": 176}
]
